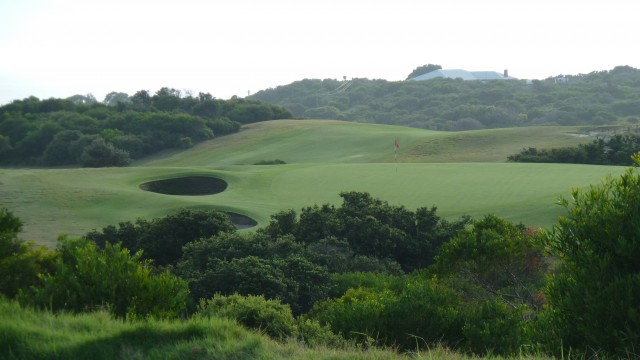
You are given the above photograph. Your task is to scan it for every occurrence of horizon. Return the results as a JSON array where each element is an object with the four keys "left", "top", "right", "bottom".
[{"left": 2, "top": 0, "right": 639, "bottom": 105}]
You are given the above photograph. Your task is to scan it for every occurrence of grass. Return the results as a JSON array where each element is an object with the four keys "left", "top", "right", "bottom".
[
  {"left": 138, "top": 120, "right": 593, "bottom": 166},
  {"left": 0, "top": 120, "right": 624, "bottom": 248},
  {"left": 0, "top": 298, "right": 556, "bottom": 359}
]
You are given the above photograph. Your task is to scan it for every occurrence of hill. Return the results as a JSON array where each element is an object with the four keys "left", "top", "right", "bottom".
[
  {"left": 248, "top": 66, "right": 640, "bottom": 130},
  {"left": 1, "top": 120, "right": 624, "bottom": 247}
]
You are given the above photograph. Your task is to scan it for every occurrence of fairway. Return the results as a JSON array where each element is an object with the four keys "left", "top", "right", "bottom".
[{"left": 1, "top": 120, "right": 624, "bottom": 247}]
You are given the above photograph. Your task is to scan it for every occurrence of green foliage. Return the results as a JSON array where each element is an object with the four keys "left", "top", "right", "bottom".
[
  {"left": 311, "top": 273, "right": 531, "bottom": 356},
  {"left": 197, "top": 293, "right": 297, "bottom": 340},
  {"left": 79, "top": 137, "right": 132, "bottom": 167},
  {"left": 21, "top": 237, "right": 189, "bottom": 319},
  {"left": 86, "top": 208, "right": 236, "bottom": 267},
  {"left": 0, "top": 297, "right": 406, "bottom": 360},
  {"left": 461, "top": 300, "right": 526, "bottom": 355},
  {"left": 0, "top": 208, "right": 56, "bottom": 298},
  {"left": 543, "top": 156, "right": 640, "bottom": 356},
  {"left": 406, "top": 63, "right": 442, "bottom": 80},
  {"left": 250, "top": 66, "right": 640, "bottom": 130},
  {"left": 263, "top": 191, "right": 470, "bottom": 272},
  {"left": 435, "top": 215, "right": 547, "bottom": 309},
  {"left": 0, "top": 90, "right": 290, "bottom": 166},
  {"left": 176, "top": 233, "right": 331, "bottom": 315},
  {"left": 508, "top": 133, "right": 640, "bottom": 165}
]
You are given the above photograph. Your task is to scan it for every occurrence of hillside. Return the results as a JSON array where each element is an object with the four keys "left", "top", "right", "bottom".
[{"left": 249, "top": 66, "right": 640, "bottom": 130}]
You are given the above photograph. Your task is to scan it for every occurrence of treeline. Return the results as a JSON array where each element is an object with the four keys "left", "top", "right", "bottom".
[
  {"left": 249, "top": 65, "right": 640, "bottom": 130},
  {"left": 3, "top": 158, "right": 640, "bottom": 357},
  {"left": 508, "top": 132, "right": 640, "bottom": 165},
  {"left": 0, "top": 88, "right": 293, "bottom": 167}
]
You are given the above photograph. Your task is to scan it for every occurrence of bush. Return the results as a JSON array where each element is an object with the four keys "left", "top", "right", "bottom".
[
  {"left": 197, "top": 293, "right": 297, "bottom": 340},
  {"left": 21, "top": 237, "right": 190, "bottom": 319},
  {"left": 543, "top": 153, "right": 640, "bottom": 356},
  {"left": 253, "top": 159, "right": 286, "bottom": 165},
  {"left": 0, "top": 208, "right": 56, "bottom": 298},
  {"left": 462, "top": 300, "right": 526, "bottom": 355},
  {"left": 79, "top": 137, "right": 131, "bottom": 167}
]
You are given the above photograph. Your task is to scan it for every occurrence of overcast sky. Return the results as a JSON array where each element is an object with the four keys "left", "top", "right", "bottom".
[{"left": 1, "top": 0, "right": 639, "bottom": 105}]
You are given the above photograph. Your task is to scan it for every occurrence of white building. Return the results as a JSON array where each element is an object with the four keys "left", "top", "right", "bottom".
[{"left": 409, "top": 69, "right": 517, "bottom": 81}]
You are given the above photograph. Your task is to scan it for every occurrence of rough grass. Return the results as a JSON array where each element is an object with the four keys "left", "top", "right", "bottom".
[
  {"left": 0, "top": 298, "right": 556, "bottom": 360},
  {"left": 0, "top": 120, "right": 624, "bottom": 247}
]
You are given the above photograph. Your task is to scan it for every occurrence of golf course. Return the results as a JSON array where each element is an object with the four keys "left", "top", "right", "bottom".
[{"left": 1, "top": 119, "right": 625, "bottom": 248}]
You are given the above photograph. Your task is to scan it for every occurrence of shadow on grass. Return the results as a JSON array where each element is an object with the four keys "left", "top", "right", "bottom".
[{"left": 54, "top": 322, "right": 263, "bottom": 360}]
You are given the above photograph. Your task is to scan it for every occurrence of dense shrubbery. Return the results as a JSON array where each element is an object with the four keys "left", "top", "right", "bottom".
[
  {"left": 250, "top": 65, "right": 640, "bottom": 130},
  {"left": 508, "top": 133, "right": 640, "bottom": 165},
  {"left": 0, "top": 89, "right": 292, "bottom": 166},
  {"left": 541, "top": 154, "right": 640, "bottom": 357},
  {"left": 85, "top": 208, "right": 236, "bottom": 267},
  {"left": 20, "top": 237, "right": 190, "bottom": 319},
  {"left": 0, "top": 208, "right": 56, "bottom": 298}
]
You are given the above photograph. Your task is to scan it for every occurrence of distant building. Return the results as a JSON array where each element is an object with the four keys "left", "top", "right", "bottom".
[{"left": 409, "top": 69, "right": 517, "bottom": 81}]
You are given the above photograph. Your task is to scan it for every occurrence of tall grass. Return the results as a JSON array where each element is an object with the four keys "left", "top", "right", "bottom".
[
  {"left": 0, "top": 298, "right": 416, "bottom": 359},
  {"left": 0, "top": 298, "right": 561, "bottom": 359}
]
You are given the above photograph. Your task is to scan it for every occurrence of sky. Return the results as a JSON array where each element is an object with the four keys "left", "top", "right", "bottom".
[{"left": 1, "top": 0, "right": 639, "bottom": 105}]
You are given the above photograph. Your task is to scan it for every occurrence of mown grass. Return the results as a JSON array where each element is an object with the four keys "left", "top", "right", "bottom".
[
  {"left": 138, "top": 120, "right": 593, "bottom": 166},
  {"left": 0, "top": 298, "right": 556, "bottom": 360},
  {"left": 0, "top": 121, "right": 624, "bottom": 247}
]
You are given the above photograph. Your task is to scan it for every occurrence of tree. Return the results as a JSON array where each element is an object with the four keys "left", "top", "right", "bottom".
[
  {"left": 86, "top": 209, "right": 236, "bottom": 267},
  {"left": 42, "top": 130, "right": 83, "bottom": 165},
  {"left": 66, "top": 94, "right": 97, "bottom": 105},
  {"left": 102, "top": 91, "right": 130, "bottom": 107},
  {"left": 79, "top": 137, "right": 131, "bottom": 167},
  {"left": 0, "top": 134, "right": 11, "bottom": 156},
  {"left": 543, "top": 153, "right": 640, "bottom": 356},
  {"left": 405, "top": 64, "right": 442, "bottom": 80}
]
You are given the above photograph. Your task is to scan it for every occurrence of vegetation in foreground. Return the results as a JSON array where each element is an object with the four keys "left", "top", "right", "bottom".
[{"left": 2, "top": 155, "right": 640, "bottom": 359}]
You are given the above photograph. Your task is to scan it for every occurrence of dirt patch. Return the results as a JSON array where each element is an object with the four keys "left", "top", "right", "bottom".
[{"left": 139, "top": 176, "right": 227, "bottom": 196}]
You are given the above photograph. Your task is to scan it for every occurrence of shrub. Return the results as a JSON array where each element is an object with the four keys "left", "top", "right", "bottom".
[
  {"left": 21, "top": 237, "right": 189, "bottom": 319},
  {"left": 253, "top": 159, "right": 286, "bottom": 165},
  {"left": 0, "top": 208, "right": 56, "bottom": 298},
  {"left": 462, "top": 300, "right": 526, "bottom": 355},
  {"left": 543, "top": 153, "right": 640, "bottom": 356},
  {"left": 197, "top": 293, "right": 297, "bottom": 340},
  {"left": 79, "top": 137, "right": 131, "bottom": 167}
]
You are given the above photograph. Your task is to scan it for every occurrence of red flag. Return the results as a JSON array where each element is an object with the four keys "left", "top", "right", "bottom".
[{"left": 394, "top": 138, "right": 400, "bottom": 149}]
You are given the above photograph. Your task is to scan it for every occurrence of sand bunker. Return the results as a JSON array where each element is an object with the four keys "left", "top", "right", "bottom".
[
  {"left": 227, "top": 212, "right": 258, "bottom": 229},
  {"left": 139, "top": 176, "right": 257, "bottom": 229},
  {"left": 139, "top": 176, "right": 227, "bottom": 196}
]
